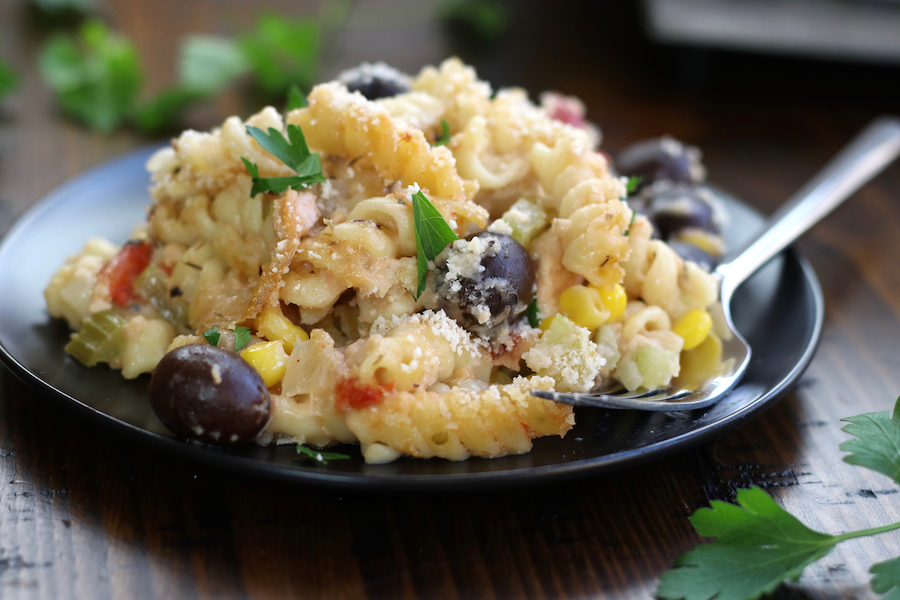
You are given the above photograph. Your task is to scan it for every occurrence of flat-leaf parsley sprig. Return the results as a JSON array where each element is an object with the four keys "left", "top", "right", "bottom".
[
  {"left": 241, "top": 123, "right": 326, "bottom": 199},
  {"left": 411, "top": 189, "right": 459, "bottom": 300},
  {"left": 657, "top": 397, "right": 900, "bottom": 600},
  {"left": 296, "top": 445, "right": 351, "bottom": 466}
]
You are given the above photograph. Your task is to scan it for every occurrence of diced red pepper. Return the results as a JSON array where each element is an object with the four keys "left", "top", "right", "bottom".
[
  {"left": 335, "top": 378, "right": 388, "bottom": 413},
  {"left": 99, "top": 241, "right": 153, "bottom": 306}
]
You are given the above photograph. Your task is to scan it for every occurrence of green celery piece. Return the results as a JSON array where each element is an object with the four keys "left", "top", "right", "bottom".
[
  {"left": 65, "top": 310, "right": 128, "bottom": 367},
  {"left": 840, "top": 396, "right": 900, "bottom": 485},
  {"left": 871, "top": 556, "right": 900, "bottom": 599},
  {"left": 38, "top": 19, "right": 141, "bottom": 133},
  {"left": 656, "top": 486, "right": 840, "bottom": 600},
  {"left": 411, "top": 190, "right": 459, "bottom": 299},
  {"left": 133, "top": 264, "right": 189, "bottom": 330},
  {"left": 541, "top": 313, "right": 578, "bottom": 345},
  {"left": 499, "top": 198, "right": 548, "bottom": 248},
  {"left": 633, "top": 345, "right": 679, "bottom": 391},
  {"left": 593, "top": 324, "right": 620, "bottom": 369}
]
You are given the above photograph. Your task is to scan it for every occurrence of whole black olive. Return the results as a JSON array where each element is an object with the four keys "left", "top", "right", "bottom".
[
  {"left": 149, "top": 344, "right": 271, "bottom": 445},
  {"left": 616, "top": 136, "right": 705, "bottom": 190},
  {"left": 434, "top": 232, "right": 536, "bottom": 335},
  {"left": 667, "top": 241, "right": 717, "bottom": 272},
  {"left": 643, "top": 182, "right": 720, "bottom": 240},
  {"left": 338, "top": 62, "right": 411, "bottom": 100}
]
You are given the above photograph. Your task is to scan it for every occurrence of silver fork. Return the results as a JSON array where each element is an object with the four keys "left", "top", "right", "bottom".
[{"left": 532, "top": 116, "right": 900, "bottom": 411}]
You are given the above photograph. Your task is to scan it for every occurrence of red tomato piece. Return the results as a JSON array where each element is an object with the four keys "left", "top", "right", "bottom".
[
  {"left": 100, "top": 242, "right": 153, "bottom": 306},
  {"left": 335, "top": 378, "right": 387, "bottom": 413}
]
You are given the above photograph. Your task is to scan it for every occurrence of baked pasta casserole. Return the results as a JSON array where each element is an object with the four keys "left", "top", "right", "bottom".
[{"left": 45, "top": 58, "right": 723, "bottom": 463}]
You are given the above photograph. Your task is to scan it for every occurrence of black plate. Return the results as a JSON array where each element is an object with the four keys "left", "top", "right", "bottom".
[{"left": 0, "top": 147, "right": 824, "bottom": 490}]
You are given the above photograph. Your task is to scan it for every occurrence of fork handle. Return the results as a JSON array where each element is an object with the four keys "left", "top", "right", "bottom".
[{"left": 716, "top": 116, "right": 900, "bottom": 303}]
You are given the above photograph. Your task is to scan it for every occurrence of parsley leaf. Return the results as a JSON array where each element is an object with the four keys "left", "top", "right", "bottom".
[
  {"left": 656, "top": 486, "right": 840, "bottom": 600},
  {"left": 202, "top": 326, "right": 220, "bottom": 347},
  {"left": 623, "top": 210, "right": 637, "bottom": 237},
  {"left": 242, "top": 124, "right": 326, "bottom": 197},
  {"left": 296, "top": 444, "right": 351, "bottom": 465},
  {"left": 135, "top": 85, "right": 206, "bottom": 133},
  {"left": 233, "top": 326, "right": 252, "bottom": 352},
  {"left": 38, "top": 19, "right": 142, "bottom": 133},
  {"left": 626, "top": 175, "right": 643, "bottom": 195},
  {"left": 840, "top": 396, "right": 900, "bottom": 485},
  {"left": 526, "top": 297, "right": 540, "bottom": 328},
  {"left": 238, "top": 14, "right": 321, "bottom": 96},
  {"left": 412, "top": 189, "right": 459, "bottom": 299},
  {"left": 871, "top": 556, "right": 900, "bottom": 599},
  {"left": 438, "top": 0, "right": 510, "bottom": 41},
  {"left": 0, "top": 60, "right": 17, "bottom": 99},
  {"left": 179, "top": 35, "right": 249, "bottom": 95},
  {"left": 432, "top": 118, "right": 451, "bottom": 146},
  {"left": 287, "top": 84, "right": 307, "bottom": 110}
]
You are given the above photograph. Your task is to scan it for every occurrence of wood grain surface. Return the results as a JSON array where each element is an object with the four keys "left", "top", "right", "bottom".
[{"left": 2, "top": 1, "right": 900, "bottom": 598}]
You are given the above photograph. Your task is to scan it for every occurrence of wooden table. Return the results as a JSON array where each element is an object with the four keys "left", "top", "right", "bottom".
[{"left": 2, "top": 1, "right": 900, "bottom": 598}]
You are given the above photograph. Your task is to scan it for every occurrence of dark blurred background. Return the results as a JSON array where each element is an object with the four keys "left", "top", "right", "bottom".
[{"left": 2, "top": 0, "right": 899, "bottom": 219}]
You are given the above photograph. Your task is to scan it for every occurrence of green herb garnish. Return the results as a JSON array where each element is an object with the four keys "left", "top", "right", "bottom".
[
  {"left": 135, "top": 86, "right": 206, "bottom": 133},
  {"left": 179, "top": 35, "right": 249, "bottom": 96},
  {"left": 623, "top": 210, "right": 637, "bottom": 237},
  {"left": 0, "top": 60, "right": 18, "bottom": 100},
  {"left": 202, "top": 326, "right": 220, "bottom": 347},
  {"left": 432, "top": 118, "right": 451, "bottom": 146},
  {"left": 625, "top": 175, "right": 643, "bottom": 195},
  {"left": 241, "top": 124, "right": 326, "bottom": 199},
  {"left": 38, "top": 19, "right": 141, "bottom": 133},
  {"left": 286, "top": 84, "right": 307, "bottom": 110},
  {"left": 233, "top": 326, "right": 252, "bottom": 352},
  {"left": 871, "top": 556, "right": 900, "bottom": 598},
  {"left": 296, "top": 444, "right": 351, "bottom": 465},
  {"left": 526, "top": 297, "right": 540, "bottom": 328},
  {"left": 657, "top": 396, "right": 900, "bottom": 600},
  {"left": 412, "top": 189, "right": 459, "bottom": 300},
  {"left": 238, "top": 14, "right": 321, "bottom": 96}
]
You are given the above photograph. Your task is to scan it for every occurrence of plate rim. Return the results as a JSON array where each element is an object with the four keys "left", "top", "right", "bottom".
[{"left": 0, "top": 146, "right": 825, "bottom": 491}]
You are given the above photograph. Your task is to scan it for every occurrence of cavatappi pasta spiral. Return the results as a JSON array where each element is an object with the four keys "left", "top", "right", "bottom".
[{"left": 44, "top": 57, "right": 721, "bottom": 462}]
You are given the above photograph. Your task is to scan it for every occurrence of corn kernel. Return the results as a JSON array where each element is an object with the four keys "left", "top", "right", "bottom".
[
  {"left": 672, "top": 310, "right": 713, "bottom": 351},
  {"left": 592, "top": 283, "right": 627, "bottom": 323},
  {"left": 255, "top": 305, "right": 308, "bottom": 354},
  {"left": 538, "top": 315, "right": 556, "bottom": 331},
  {"left": 240, "top": 340, "right": 289, "bottom": 388},
  {"left": 559, "top": 285, "right": 609, "bottom": 330}
]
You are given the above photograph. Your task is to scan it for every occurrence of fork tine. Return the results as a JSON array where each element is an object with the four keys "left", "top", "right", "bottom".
[{"left": 531, "top": 388, "right": 694, "bottom": 409}]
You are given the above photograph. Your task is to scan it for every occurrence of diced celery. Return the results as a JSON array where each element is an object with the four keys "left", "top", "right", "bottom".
[
  {"left": 134, "top": 264, "right": 189, "bottom": 330},
  {"left": 499, "top": 198, "right": 549, "bottom": 248},
  {"left": 593, "top": 324, "right": 620, "bottom": 368},
  {"left": 541, "top": 313, "right": 580, "bottom": 346},
  {"left": 65, "top": 310, "right": 128, "bottom": 367},
  {"left": 616, "top": 346, "right": 680, "bottom": 392},
  {"left": 634, "top": 346, "right": 680, "bottom": 390}
]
